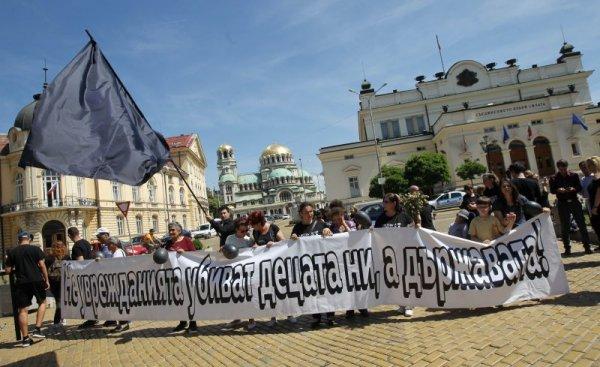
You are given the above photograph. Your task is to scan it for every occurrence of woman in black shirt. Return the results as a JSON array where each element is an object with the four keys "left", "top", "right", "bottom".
[
  {"left": 45, "top": 241, "right": 70, "bottom": 326},
  {"left": 248, "top": 211, "right": 285, "bottom": 247},
  {"left": 492, "top": 179, "right": 529, "bottom": 228}
]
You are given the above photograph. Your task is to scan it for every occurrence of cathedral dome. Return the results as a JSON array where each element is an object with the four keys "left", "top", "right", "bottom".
[
  {"left": 14, "top": 94, "right": 40, "bottom": 131},
  {"left": 217, "top": 144, "right": 233, "bottom": 152},
  {"left": 219, "top": 173, "right": 237, "bottom": 183},
  {"left": 261, "top": 144, "right": 291, "bottom": 158},
  {"left": 238, "top": 173, "right": 260, "bottom": 184},
  {"left": 268, "top": 168, "right": 293, "bottom": 180}
]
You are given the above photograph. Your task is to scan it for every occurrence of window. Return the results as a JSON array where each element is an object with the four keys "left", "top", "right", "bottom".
[
  {"left": 380, "top": 119, "right": 400, "bottom": 139},
  {"left": 531, "top": 119, "right": 544, "bottom": 126},
  {"left": 148, "top": 179, "right": 157, "bottom": 203},
  {"left": 112, "top": 181, "right": 121, "bottom": 201},
  {"left": 344, "top": 155, "right": 354, "bottom": 160},
  {"left": 43, "top": 170, "right": 60, "bottom": 207},
  {"left": 152, "top": 215, "right": 159, "bottom": 231},
  {"left": 571, "top": 143, "right": 581, "bottom": 156},
  {"left": 136, "top": 216, "right": 143, "bottom": 234},
  {"left": 386, "top": 151, "right": 396, "bottom": 156},
  {"left": 484, "top": 127, "right": 496, "bottom": 133},
  {"left": 507, "top": 123, "right": 519, "bottom": 129},
  {"left": 348, "top": 176, "right": 360, "bottom": 198},
  {"left": 168, "top": 186, "right": 175, "bottom": 204},
  {"left": 179, "top": 188, "right": 185, "bottom": 205},
  {"left": 182, "top": 215, "right": 187, "bottom": 229},
  {"left": 132, "top": 187, "right": 140, "bottom": 202},
  {"left": 171, "top": 215, "right": 176, "bottom": 223},
  {"left": 451, "top": 192, "right": 462, "bottom": 199},
  {"left": 77, "top": 177, "right": 84, "bottom": 198},
  {"left": 280, "top": 191, "right": 292, "bottom": 202},
  {"left": 117, "top": 216, "right": 125, "bottom": 235},
  {"left": 416, "top": 146, "right": 426, "bottom": 151},
  {"left": 15, "top": 173, "right": 24, "bottom": 203},
  {"left": 596, "top": 119, "right": 600, "bottom": 124},
  {"left": 405, "top": 115, "right": 426, "bottom": 135}
]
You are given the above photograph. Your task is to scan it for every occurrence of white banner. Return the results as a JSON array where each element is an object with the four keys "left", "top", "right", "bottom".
[{"left": 62, "top": 213, "right": 568, "bottom": 321}]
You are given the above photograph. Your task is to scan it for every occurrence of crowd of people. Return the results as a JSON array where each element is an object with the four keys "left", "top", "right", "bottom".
[{"left": 4, "top": 157, "right": 600, "bottom": 346}]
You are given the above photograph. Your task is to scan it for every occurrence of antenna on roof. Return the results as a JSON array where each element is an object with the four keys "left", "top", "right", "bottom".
[
  {"left": 560, "top": 25, "right": 566, "bottom": 43},
  {"left": 42, "top": 58, "right": 48, "bottom": 90},
  {"left": 435, "top": 34, "right": 446, "bottom": 73},
  {"left": 361, "top": 61, "right": 367, "bottom": 80}
]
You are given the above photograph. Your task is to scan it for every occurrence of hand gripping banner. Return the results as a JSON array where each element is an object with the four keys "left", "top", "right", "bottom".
[{"left": 61, "top": 213, "right": 568, "bottom": 321}]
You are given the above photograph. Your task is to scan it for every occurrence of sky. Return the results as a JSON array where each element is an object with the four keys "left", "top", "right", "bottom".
[{"left": 1, "top": 0, "right": 600, "bottom": 189}]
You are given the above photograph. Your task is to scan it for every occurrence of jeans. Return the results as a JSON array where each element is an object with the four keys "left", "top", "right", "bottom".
[{"left": 556, "top": 200, "right": 590, "bottom": 248}]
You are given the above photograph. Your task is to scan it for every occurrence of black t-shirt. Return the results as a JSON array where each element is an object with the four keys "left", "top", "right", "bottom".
[
  {"left": 420, "top": 205, "right": 436, "bottom": 230},
  {"left": 483, "top": 185, "right": 500, "bottom": 201},
  {"left": 511, "top": 178, "right": 542, "bottom": 204},
  {"left": 6, "top": 245, "right": 45, "bottom": 284},
  {"left": 374, "top": 211, "right": 412, "bottom": 228},
  {"left": 588, "top": 179, "right": 600, "bottom": 210},
  {"left": 212, "top": 218, "right": 236, "bottom": 248},
  {"left": 291, "top": 221, "right": 329, "bottom": 237},
  {"left": 253, "top": 223, "right": 281, "bottom": 246},
  {"left": 492, "top": 194, "right": 529, "bottom": 226},
  {"left": 71, "top": 239, "right": 92, "bottom": 260}
]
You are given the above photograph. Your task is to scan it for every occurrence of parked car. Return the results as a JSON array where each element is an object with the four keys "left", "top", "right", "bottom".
[
  {"left": 281, "top": 214, "right": 290, "bottom": 220},
  {"left": 356, "top": 202, "right": 384, "bottom": 226},
  {"left": 123, "top": 236, "right": 149, "bottom": 256},
  {"left": 428, "top": 191, "right": 465, "bottom": 210},
  {"left": 191, "top": 223, "right": 217, "bottom": 239}
]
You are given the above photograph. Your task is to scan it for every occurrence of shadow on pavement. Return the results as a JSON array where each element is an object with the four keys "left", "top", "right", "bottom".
[
  {"left": 541, "top": 291, "right": 599, "bottom": 307},
  {"left": 563, "top": 260, "right": 600, "bottom": 271},
  {"left": 2, "top": 351, "right": 58, "bottom": 367}
]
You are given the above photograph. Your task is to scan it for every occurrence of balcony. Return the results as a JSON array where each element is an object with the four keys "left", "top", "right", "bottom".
[{"left": 1, "top": 197, "right": 98, "bottom": 214}]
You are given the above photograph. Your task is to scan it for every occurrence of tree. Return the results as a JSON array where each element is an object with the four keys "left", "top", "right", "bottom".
[
  {"left": 403, "top": 152, "right": 451, "bottom": 194},
  {"left": 455, "top": 159, "right": 487, "bottom": 185},
  {"left": 207, "top": 189, "right": 221, "bottom": 218},
  {"left": 368, "top": 165, "right": 409, "bottom": 198}
]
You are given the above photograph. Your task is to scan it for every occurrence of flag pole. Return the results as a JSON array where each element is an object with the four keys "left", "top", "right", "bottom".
[
  {"left": 169, "top": 159, "right": 210, "bottom": 218},
  {"left": 436, "top": 34, "right": 446, "bottom": 73}
]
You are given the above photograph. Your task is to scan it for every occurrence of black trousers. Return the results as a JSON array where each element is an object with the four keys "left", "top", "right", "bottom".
[
  {"left": 590, "top": 214, "right": 600, "bottom": 244},
  {"left": 556, "top": 200, "right": 590, "bottom": 248},
  {"left": 49, "top": 279, "right": 61, "bottom": 324}
]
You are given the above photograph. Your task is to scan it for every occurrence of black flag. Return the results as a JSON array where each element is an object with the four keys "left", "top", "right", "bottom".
[{"left": 19, "top": 38, "right": 170, "bottom": 186}]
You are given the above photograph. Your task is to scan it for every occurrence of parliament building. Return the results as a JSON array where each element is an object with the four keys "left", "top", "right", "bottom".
[{"left": 319, "top": 42, "right": 600, "bottom": 205}]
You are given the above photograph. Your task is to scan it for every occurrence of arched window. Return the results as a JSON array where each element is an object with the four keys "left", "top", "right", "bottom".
[
  {"left": 171, "top": 214, "right": 177, "bottom": 223},
  {"left": 182, "top": 214, "right": 187, "bottom": 229},
  {"left": 116, "top": 216, "right": 125, "bottom": 235},
  {"left": 112, "top": 181, "right": 122, "bottom": 201},
  {"left": 136, "top": 215, "right": 143, "bottom": 234},
  {"left": 15, "top": 173, "right": 24, "bottom": 203},
  {"left": 152, "top": 215, "right": 159, "bottom": 231},
  {"left": 280, "top": 191, "right": 292, "bottom": 202},
  {"left": 179, "top": 187, "right": 185, "bottom": 205},
  {"left": 168, "top": 186, "right": 175, "bottom": 204},
  {"left": 43, "top": 170, "right": 60, "bottom": 207},
  {"left": 132, "top": 186, "right": 140, "bottom": 202},
  {"left": 148, "top": 179, "right": 157, "bottom": 203}
]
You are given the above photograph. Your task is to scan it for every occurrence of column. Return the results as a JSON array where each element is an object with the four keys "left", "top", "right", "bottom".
[
  {"left": 526, "top": 146, "right": 537, "bottom": 173},
  {"left": 501, "top": 149, "right": 511, "bottom": 170}
]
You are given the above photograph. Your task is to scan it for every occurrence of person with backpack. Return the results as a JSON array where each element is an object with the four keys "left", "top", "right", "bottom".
[{"left": 45, "top": 241, "right": 70, "bottom": 327}]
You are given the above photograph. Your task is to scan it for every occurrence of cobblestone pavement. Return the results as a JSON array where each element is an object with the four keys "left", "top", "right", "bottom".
[{"left": 0, "top": 213, "right": 598, "bottom": 366}]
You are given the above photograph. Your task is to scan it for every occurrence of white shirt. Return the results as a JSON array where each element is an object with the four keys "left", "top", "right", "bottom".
[{"left": 112, "top": 248, "right": 127, "bottom": 258}]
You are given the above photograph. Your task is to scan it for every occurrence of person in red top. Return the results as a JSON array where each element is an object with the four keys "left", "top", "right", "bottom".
[{"left": 166, "top": 222, "right": 197, "bottom": 334}]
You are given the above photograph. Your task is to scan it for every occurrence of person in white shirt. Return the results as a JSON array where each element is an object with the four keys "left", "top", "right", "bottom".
[
  {"left": 580, "top": 160, "right": 595, "bottom": 214},
  {"left": 107, "top": 237, "right": 129, "bottom": 332}
]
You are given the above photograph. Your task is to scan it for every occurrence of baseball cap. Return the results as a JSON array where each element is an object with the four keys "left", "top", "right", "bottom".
[
  {"left": 94, "top": 227, "right": 110, "bottom": 236},
  {"left": 17, "top": 230, "right": 30, "bottom": 239},
  {"left": 457, "top": 209, "right": 470, "bottom": 220}
]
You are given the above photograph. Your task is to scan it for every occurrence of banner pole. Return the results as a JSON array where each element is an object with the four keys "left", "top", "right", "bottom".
[{"left": 169, "top": 159, "right": 209, "bottom": 219}]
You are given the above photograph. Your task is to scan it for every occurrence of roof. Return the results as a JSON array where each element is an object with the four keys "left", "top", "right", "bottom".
[
  {"left": 268, "top": 168, "right": 293, "bottom": 179},
  {"left": 238, "top": 173, "right": 260, "bottom": 184},
  {"left": 219, "top": 173, "right": 237, "bottom": 183},
  {"left": 165, "top": 134, "right": 194, "bottom": 149},
  {"left": 0, "top": 135, "right": 9, "bottom": 156},
  {"left": 14, "top": 95, "right": 40, "bottom": 131},
  {"left": 261, "top": 144, "right": 292, "bottom": 157}
]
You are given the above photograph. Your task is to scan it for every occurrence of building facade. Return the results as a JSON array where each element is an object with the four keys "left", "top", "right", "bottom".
[
  {"left": 319, "top": 43, "right": 600, "bottom": 205},
  {"left": 217, "top": 144, "right": 326, "bottom": 217},
  {"left": 0, "top": 94, "right": 208, "bottom": 257}
]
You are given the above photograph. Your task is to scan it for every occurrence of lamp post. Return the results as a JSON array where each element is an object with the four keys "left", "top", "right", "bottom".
[
  {"left": 298, "top": 157, "right": 306, "bottom": 202},
  {"left": 349, "top": 83, "right": 387, "bottom": 195}
]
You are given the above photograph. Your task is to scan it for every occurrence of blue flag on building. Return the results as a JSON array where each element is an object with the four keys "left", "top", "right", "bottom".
[
  {"left": 19, "top": 37, "right": 170, "bottom": 186},
  {"left": 502, "top": 125, "right": 510, "bottom": 143},
  {"left": 572, "top": 113, "right": 589, "bottom": 131}
]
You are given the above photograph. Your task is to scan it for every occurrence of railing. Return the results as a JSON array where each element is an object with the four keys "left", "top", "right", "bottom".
[{"left": 1, "top": 197, "right": 98, "bottom": 214}]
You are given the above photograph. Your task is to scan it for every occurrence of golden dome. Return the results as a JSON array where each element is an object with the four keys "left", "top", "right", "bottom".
[
  {"left": 261, "top": 144, "right": 292, "bottom": 157},
  {"left": 217, "top": 144, "right": 233, "bottom": 152}
]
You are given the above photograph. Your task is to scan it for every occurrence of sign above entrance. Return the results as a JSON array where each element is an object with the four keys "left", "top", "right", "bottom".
[
  {"left": 116, "top": 201, "right": 131, "bottom": 217},
  {"left": 472, "top": 101, "right": 547, "bottom": 121}
]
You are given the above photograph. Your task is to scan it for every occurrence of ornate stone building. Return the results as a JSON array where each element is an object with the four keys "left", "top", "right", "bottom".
[
  {"left": 0, "top": 94, "right": 208, "bottom": 257},
  {"left": 217, "top": 143, "right": 326, "bottom": 217},
  {"left": 319, "top": 43, "right": 600, "bottom": 205}
]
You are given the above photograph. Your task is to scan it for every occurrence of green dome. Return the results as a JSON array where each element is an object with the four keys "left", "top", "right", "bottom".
[
  {"left": 14, "top": 94, "right": 40, "bottom": 131},
  {"left": 238, "top": 174, "right": 260, "bottom": 184},
  {"left": 219, "top": 173, "right": 237, "bottom": 183},
  {"left": 268, "top": 168, "right": 293, "bottom": 179}
]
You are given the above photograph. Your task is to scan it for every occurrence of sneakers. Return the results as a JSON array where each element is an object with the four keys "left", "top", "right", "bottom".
[
  {"left": 103, "top": 320, "right": 117, "bottom": 327},
  {"left": 345, "top": 310, "right": 355, "bottom": 319},
  {"left": 359, "top": 309, "right": 369, "bottom": 317},
  {"left": 20, "top": 336, "right": 33, "bottom": 348},
  {"left": 310, "top": 320, "right": 321, "bottom": 329},
  {"left": 78, "top": 320, "right": 98, "bottom": 329},
  {"left": 246, "top": 320, "right": 257, "bottom": 331},
  {"left": 187, "top": 321, "right": 198, "bottom": 334},
  {"left": 61, "top": 319, "right": 67, "bottom": 326},
  {"left": 287, "top": 316, "right": 298, "bottom": 324},
  {"left": 584, "top": 246, "right": 593, "bottom": 255},
  {"left": 226, "top": 319, "right": 242, "bottom": 329},
  {"left": 562, "top": 248, "right": 572, "bottom": 257},
  {"left": 266, "top": 317, "right": 277, "bottom": 327},
  {"left": 31, "top": 328, "right": 45, "bottom": 339},
  {"left": 110, "top": 323, "right": 130, "bottom": 333},
  {"left": 172, "top": 322, "right": 187, "bottom": 333},
  {"left": 398, "top": 306, "right": 413, "bottom": 317}
]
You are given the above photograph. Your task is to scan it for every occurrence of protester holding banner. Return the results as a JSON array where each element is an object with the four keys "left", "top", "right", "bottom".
[
  {"left": 5, "top": 231, "right": 49, "bottom": 347},
  {"left": 330, "top": 207, "right": 351, "bottom": 234},
  {"left": 207, "top": 206, "right": 235, "bottom": 249},
  {"left": 550, "top": 160, "right": 592, "bottom": 255},
  {"left": 448, "top": 209, "right": 470, "bottom": 239},
  {"left": 492, "top": 179, "right": 530, "bottom": 228},
  {"left": 68, "top": 227, "right": 99, "bottom": 330},
  {"left": 106, "top": 237, "right": 130, "bottom": 333},
  {"left": 249, "top": 211, "right": 284, "bottom": 247},
  {"left": 482, "top": 173, "right": 501, "bottom": 202},
  {"left": 291, "top": 202, "right": 332, "bottom": 240},
  {"left": 167, "top": 222, "right": 198, "bottom": 333},
  {"left": 45, "top": 241, "right": 70, "bottom": 327},
  {"left": 469, "top": 197, "right": 514, "bottom": 243},
  {"left": 94, "top": 228, "right": 113, "bottom": 259},
  {"left": 329, "top": 199, "right": 356, "bottom": 231}
]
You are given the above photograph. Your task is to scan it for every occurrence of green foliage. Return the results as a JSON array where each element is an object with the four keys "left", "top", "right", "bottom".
[
  {"left": 455, "top": 159, "right": 487, "bottom": 184},
  {"left": 403, "top": 152, "right": 451, "bottom": 194},
  {"left": 368, "top": 165, "right": 409, "bottom": 198},
  {"left": 399, "top": 192, "right": 429, "bottom": 222},
  {"left": 207, "top": 189, "right": 221, "bottom": 217}
]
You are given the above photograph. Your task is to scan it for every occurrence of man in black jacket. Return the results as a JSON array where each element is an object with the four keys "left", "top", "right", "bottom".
[
  {"left": 207, "top": 206, "right": 235, "bottom": 249},
  {"left": 509, "top": 163, "right": 545, "bottom": 206}
]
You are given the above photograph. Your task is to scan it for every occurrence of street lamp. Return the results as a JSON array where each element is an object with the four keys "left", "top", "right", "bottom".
[{"left": 349, "top": 82, "right": 387, "bottom": 195}]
